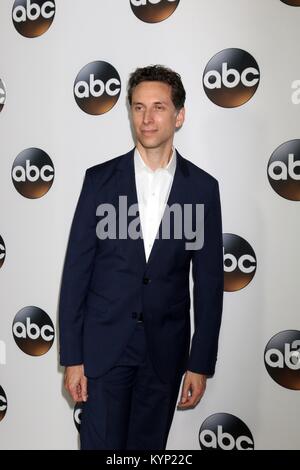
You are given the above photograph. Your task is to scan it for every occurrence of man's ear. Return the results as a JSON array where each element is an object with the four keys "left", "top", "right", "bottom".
[{"left": 175, "top": 107, "right": 185, "bottom": 129}]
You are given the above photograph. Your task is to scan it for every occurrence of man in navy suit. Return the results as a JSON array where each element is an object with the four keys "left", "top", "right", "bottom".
[{"left": 59, "top": 65, "right": 224, "bottom": 450}]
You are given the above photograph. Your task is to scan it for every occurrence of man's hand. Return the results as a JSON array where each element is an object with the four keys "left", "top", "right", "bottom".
[
  {"left": 177, "top": 370, "right": 207, "bottom": 409},
  {"left": 64, "top": 364, "right": 88, "bottom": 402}
]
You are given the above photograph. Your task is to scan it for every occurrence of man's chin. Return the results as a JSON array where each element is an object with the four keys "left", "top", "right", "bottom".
[{"left": 137, "top": 138, "right": 161, "bottom": 149}]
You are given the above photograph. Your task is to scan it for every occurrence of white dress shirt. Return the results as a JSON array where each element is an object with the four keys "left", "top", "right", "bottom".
[{"left": 134, "top": 147, "right": 177, "bottom": 262}]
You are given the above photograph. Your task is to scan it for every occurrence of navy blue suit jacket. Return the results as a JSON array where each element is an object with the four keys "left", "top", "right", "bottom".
[{"left": 59, "top": 149, "right": 224, "bottom": 383}]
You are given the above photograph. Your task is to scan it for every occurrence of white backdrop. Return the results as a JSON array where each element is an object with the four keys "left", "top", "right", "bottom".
[{"left": 0, "top": 0, "right": 299, "bottom": 450}]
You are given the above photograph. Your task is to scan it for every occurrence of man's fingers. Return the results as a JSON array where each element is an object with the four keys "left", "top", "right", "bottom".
[
  {"left": 178, "top": 388, "right": 203, "bottom": 408},
  {"left": 68, "top": 383, "right": 80, "bottom": 402},
  {"left": 63, "top": 365, "right": 86, "bottom": 402},
  {"left": 177, "top": 371, "right": 207, "bottom": 409},
  {"left": 178, "top": 392, "right": 193, "bottom": 407},
  {"left": 80, "top": 377, "right": 88, "bottom": 402},
  {"left": 64, "top": 378, "right": 81, "bottom": 402},
  {"left": 178, "top": 396, "right": 200, "bottom": 409},
  {"left": 179, "top": 380, "right": 191, "bottom": 404}
]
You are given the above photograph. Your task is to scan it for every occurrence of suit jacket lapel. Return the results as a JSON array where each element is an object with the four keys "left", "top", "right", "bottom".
[
  {"left": 146, "top": 150, "right": 189, "bottom": 266},
  {"left": 115, "top": 149, "right": 146, "bottom": 266}
]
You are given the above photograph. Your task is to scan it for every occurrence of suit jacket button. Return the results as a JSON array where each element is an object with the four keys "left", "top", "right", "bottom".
[{"left": 143, "top": 277, "right": 150, "bottom": 285}]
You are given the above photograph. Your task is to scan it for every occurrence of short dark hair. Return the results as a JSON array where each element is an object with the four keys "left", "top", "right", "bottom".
[{"left": 127, "top": 65, "right": 186, "bottom": 110}]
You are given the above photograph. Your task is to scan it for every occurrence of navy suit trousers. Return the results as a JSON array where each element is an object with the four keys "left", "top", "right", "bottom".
[{"left": 80, "top": 322, "right": 183, "bottom": 450}]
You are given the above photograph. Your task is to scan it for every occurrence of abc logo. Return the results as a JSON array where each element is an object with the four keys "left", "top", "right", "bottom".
[
  {"left": 130, "top": 0, "right": 180, "bottom": 23},
  {"left": 291, "top": 80, "right": 300, "bottom": 105},
  {"left": 0, "top": 235, "right": 6, "bottom": 269},
  {"left": 223, "top": 233, "right": 256, "bottom": 292},
  {"left": 280, "top": 0, "right": 300, "bottom": 5},
  {"left": 203, "top": 48, "right": 260, "bottom": 108},
  {"left": 0, "top": 78, "right": 6, "bottom": 112},
  {"left": 264, "top": 330, "right": 300, "bottom": 390},
  {"left": 73, "top": 402, "right": 82, "bottom": 432},
  {"left": 74, "top": 61, "right": 121, "bottom": 115},
  {"left": 199, "top": 413, "right": 254, "bottom": 450},
  {"left": 267, "top": 140, "right": 300, "bottom": 201},
  {"left": 11, "top": 147, "right": 55, "bottom": 199},
  {"left": 12, "top": 306, "right": 55, "bottom": 356},
  {"left": 0, "top": 386, "right": 8, "bottom": 422},
  {"left": 12, "top": 0, "right": 55, "bottom": 38}
]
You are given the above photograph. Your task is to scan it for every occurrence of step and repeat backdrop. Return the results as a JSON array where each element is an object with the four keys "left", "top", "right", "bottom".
[{"left": 0, "top": 0, "right": 300, "bottom": 450}]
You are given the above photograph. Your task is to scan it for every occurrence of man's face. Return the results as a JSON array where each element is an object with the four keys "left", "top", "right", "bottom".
[{"left": 130, "top": 81, "right": 185, "bottom": 151}]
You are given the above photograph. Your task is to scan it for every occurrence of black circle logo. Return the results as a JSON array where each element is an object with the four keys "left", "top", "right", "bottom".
[
  {"left": 0, "top": 79, "right": 6, "bottom": 113},
  {"left": 264, "top": 330, "right": 300, "bottom": 390},
  {"left": 223, "top": 233, "right": 257, "bottom": 292},
  {"left": 0, "top": 386, "right": 8, "bottom": 422},
  {"left": 12, "top": 0, "right": 55, "bottom": 38},
  {"left": 199, "top": 413, "right": 254, "bottom": 450},
  {"left": 0, "top": 235, "right": 6, "bottom": 269},
  {"left": 73, "top": 402, "right": 82, "bottom": 432},
  {"left": 74, "top": 61, "right": 121, "bottom": 115},
  {"left": 267, "top": 140, "right": 300, "bottom": 201},
  {"left": 11, "top": 147, "right": 55, "bottom": 199},
  {"left": 130, "top": 0, "right": 180, "bottom": 23},
  {"left": 203, "top": 48, "right": 260, "bottom": 108},
  {"left": 280, "top": 1, "right": 300, "bottom": 5},
  {"left": 12, "top": 306, "right": 55, "bottom": 356}
]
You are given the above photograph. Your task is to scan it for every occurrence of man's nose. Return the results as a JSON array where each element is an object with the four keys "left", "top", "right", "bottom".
[{"left": 143, "top": 109, "right": 154, "bottom": 124}]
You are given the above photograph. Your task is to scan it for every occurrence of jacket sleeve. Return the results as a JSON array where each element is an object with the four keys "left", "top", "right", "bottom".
[
  {"left": 58, "top": 169, "right": 98, "bottom": 366},
  {"left": 187, "top": 180, "right": 224, "bottom": 376}
]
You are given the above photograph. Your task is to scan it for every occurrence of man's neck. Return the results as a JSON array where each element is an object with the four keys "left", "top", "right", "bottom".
[{"left": 136, "top": 143, "right": 174, "bottom": 171}]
